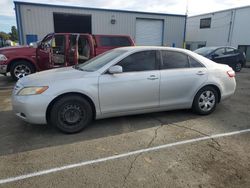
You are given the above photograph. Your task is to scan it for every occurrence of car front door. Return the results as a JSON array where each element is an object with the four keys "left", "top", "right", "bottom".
[
  {"left": 36, "top": 34, "right": 53, "bottom": 70},
  {"left": 160, "top": 50, "right": 208, "bottom": 108},
  {"left": 98, "top": 50, "right": 160, "bottom": 114}
]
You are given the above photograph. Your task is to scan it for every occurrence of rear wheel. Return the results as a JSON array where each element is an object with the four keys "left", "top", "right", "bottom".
[
  {"left": 10, "top": 61, "right": 35, "bottom": 80},
  {"left": 192, "top": 86, "right": 218, "bottom": 115},
  {"left": 234, "top": 62, "right": 242, "bottom": 72},
  {"left": 50, "top": 95, "right": 93, "bottom": 133}
]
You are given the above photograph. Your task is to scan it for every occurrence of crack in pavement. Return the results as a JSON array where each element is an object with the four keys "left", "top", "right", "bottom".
[
  {"left": 149, "top": 116, "right": 221, "bottom": 151},
  {"left": 122, "top": 152, "right": 142, "bottom": 188},
  {"left": 122, "top": 117, "right": 164, "bottom": 187},
  {"left": 147, "top": 125, "right": 163, "bottom": 148},
  {"left": 122, "top": 115, "right": 222, "bottom": 187},
  {"left": 170, "top": 123, "right": 221, "bottom": 151}
]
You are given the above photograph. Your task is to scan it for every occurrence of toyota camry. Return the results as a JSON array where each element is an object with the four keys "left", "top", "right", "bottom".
[{"left": 12, "top": 47, "right": 236, "bottom": 133}]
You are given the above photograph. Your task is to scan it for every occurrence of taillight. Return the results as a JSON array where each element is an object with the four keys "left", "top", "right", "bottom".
[{"left": 227, "top": 70, "right": 235, "bottom": 77}]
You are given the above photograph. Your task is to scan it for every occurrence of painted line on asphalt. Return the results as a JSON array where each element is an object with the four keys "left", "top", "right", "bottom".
[
  {"left": 0, "top": 128, "right": 250, "bottom": 184},
  {"left": 0, "top": 87, "right": 13, "bottom": 91}
]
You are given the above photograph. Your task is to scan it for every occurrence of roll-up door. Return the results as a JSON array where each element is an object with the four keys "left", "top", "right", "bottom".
[{"left": 136, "top": 19, "right": 164, "bottom": 46}]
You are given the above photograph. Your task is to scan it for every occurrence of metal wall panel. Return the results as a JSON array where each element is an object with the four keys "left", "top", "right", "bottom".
[
  {"left": 186, "top": 6, "right": 250, "bottom": 50},
  {"left": 17, "top": 3, "right": 185, "bottom": 47},
  {"left": 230, "top": 7, "right": 250, "bottom": 47}
]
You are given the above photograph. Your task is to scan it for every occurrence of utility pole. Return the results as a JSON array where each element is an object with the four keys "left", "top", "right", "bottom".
[{"left": 183, "top": 0, "right": 189, "bottom": 48}]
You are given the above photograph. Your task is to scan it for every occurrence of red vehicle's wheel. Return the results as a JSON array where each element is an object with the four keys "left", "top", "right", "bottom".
[{"left": 10, "top": 61, "right": 35, "bottom": 80}]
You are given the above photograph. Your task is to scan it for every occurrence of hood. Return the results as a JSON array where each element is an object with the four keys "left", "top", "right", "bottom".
[
  {"left": 0, "top": 45, "right": 36, "bottom": 55},
  {"left": 0, "top": 45, "right": 32, "bottom": 51},
  {"left": 18, "top": 66, "right": 95, "bottom": 86}
]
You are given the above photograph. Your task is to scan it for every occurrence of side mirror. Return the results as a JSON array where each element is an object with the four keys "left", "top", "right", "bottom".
[
  {"left": 108, "top": 65, "right": 123, "bottom": 74},
  {"left": 29, "top": 42, "right": 38, "bottom": 48}
]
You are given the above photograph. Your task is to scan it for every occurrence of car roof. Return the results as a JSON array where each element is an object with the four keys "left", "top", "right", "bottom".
[{"left": 115, "top": 46, "right": 192, "bottom": 53}]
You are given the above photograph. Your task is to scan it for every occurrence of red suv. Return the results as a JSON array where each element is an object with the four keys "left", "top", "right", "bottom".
[{"left": 0, "top": 33, "right": 135, "bottom": 80}]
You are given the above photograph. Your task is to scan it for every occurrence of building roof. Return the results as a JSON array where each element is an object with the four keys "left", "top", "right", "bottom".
[
  {"left": 14, "top": 1, "right": 186, "bottom": 17},
  {"left": 188, "top": 5, "right": 250, "bottom": 18}
]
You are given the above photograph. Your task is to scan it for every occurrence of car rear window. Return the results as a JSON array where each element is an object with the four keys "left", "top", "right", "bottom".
[{"left": 99, "top": 36, "right": 131, "bottom": 47}]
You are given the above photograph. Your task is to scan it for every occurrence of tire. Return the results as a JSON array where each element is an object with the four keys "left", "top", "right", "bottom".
[
  {"left": 192, "top": 86, "right": 218, "bottom": 115},
  {"left": 10, "top": 60, "right": 35, "bottom": 81},
  {"left": 50, "top": 95, "right": 93, "bottom": 134},
  {"left": 234, "top": 62, "right": 242, "bottom": 72}
]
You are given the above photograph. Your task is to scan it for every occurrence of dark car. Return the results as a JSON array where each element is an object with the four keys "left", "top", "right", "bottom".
[{"left": 194, "top": 46, "right": 246, "bottom": 72}]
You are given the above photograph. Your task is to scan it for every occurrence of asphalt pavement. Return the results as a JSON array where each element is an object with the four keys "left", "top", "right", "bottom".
[{"left": 0, "top": 69, "right": 250, "bottom": 187}]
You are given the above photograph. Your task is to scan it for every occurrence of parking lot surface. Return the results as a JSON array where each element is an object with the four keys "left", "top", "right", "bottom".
[{"left": 0, "top": 69, "right": 250, "bottom": 187}]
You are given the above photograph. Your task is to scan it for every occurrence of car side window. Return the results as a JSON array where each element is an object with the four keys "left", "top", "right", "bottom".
[
  {"left": 213, "top": 48, "right": 225, "bottom": 57},
  {"left": 161, "top": 50, "right": 189, "bottom": 69},
  {"left": 189, "top": 56, "right": 204, "bottom": 68},
  {"left": 117, "top": 51, "right": 157, "bottom": 72},
  {"left": 100, "top": 36, "right": 131, "bottom": 47},
  {"left": 225, "top": 48, "right": 237, "bottom": 55}
]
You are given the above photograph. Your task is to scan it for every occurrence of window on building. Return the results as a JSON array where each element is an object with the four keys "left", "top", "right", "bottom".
[
  {"left": 200, "top": 18, "right": 211, "bottom": 29},
  {"left": 186, "top": 44, "right": 191, "bottom": 50}
]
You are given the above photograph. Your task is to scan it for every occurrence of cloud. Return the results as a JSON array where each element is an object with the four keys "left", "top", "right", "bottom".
[{"left": 0, "top": 0, "right": 250, "bottom": 32}]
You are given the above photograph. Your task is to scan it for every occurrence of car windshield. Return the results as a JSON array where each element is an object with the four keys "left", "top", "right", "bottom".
[
  {"left": 74, "top": 49, "right": 127, "bottom": 72},
  {"left": 194, "top": 47, "right": 217, "bottom": 56}
]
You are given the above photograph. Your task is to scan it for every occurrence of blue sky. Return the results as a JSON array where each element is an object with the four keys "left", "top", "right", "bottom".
[{"left": 1, "top": 0, "right": 250, "bottom": 33}]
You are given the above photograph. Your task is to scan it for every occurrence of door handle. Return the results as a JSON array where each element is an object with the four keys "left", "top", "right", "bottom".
[
  {"left": 147, "top": 75, "right": 159, "bottom": 80},
  {"left": 196, "top": 71, "right": 205, "bottom": 75}
]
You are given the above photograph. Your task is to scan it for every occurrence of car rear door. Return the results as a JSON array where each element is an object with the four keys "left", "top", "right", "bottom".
[
  {"left": 98, "top": 50, "right": 160, "bottom": 114},
  {"left": 224, "top": 47, "right": 240, "bottom": 68},
  {"left": 159, "top": 50, "right": 208, "bottom": 108}
]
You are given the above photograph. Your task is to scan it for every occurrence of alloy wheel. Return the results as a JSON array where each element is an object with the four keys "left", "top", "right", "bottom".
[
  {"left": 198, "top": 90, "right": 216, "bottom": 112},
  {"left": 14, "top": 64, "right": 31, "bottom": 79}
]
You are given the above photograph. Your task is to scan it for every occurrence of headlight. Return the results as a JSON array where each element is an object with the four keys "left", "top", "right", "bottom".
[
  {"left": 0, "top": 54, "right": 7, "bottom": 61},
  {"left": 17, "top": 86, "right": 49, "bottom": 96}
]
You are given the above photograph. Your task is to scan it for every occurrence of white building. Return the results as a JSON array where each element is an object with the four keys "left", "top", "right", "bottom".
[
  {"left": 14, "top": 1, "right": 186, "bottom": 47},
  {"left": 186, "top": 6, "right": 250, "bottom": 61}
]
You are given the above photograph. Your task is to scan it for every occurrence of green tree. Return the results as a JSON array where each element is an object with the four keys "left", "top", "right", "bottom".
[
  {"left": 9, "top": 26, "right": 18, "bottom": 42},
  {"left": 0, "top": 32, "right": 10, "bottom": 40}
]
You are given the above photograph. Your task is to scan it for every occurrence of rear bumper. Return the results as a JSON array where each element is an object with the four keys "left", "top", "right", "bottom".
[{"left": 221, "top": 78, "right": 236, "bottom": 101}]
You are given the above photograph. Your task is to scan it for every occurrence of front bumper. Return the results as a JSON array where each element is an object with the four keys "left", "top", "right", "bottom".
[
  {"left": 0, "top": 64, "right": 7, "bottom": 74},
  {"left": 12, "top": 93, "right": 52, "bottom": 124}
]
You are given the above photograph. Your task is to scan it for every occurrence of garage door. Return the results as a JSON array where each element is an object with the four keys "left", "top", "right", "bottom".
[{"left": 136, "top": 19, "right": 164, "bottom": 46}]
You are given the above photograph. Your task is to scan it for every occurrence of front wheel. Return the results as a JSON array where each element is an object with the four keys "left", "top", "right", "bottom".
[
  {"left": 50, "top": 95, "right": 93, "bottom": 133},
  {"left": 192, "top": 86, "right": 218, "bottom": 115},
  {"left": 10, "top": 61, "right": 35, "bottom": 80}
]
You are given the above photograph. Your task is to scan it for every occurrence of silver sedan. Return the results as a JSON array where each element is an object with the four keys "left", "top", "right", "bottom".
[{"left": 12, "top": 47, "right": 236, "bottom": 133}]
